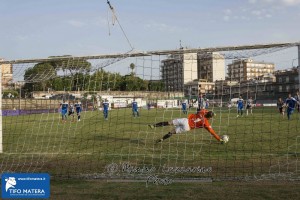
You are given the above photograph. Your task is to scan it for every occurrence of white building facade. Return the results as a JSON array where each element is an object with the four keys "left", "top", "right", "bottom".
[
  {"left": 161, "top": 53, "right": 197, "bottom": 92},
  {"left": 198, "top": 52, "right": 225, "bottom": 82},
  {"left": 161, "top": 52, "right": 225, "bottom": 93},
  {"left": 227, "top": 59, "right": 274, "bottom": 82}
]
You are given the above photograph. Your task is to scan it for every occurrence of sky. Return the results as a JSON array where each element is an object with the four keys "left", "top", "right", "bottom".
[{"left": 0, "top": 0, "right": 300, "bottom": 72}]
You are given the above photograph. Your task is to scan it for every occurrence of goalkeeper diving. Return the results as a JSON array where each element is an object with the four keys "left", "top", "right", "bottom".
[{"left": 148, "top": 109, "right": 226, "bottom": 144}]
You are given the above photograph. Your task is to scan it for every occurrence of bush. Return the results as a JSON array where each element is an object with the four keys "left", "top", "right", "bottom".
[{"left": 3, "top": 90, "right": 19, "bottom": 98}]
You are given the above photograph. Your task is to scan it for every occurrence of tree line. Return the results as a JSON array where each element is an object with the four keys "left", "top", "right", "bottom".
[{"left": 22, "top": 60, "right": 165, "bottom": 93}]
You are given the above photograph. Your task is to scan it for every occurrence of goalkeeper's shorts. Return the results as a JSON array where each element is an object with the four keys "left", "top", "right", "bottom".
[{"left": 172, "top": 118, "right": 190, "bottom": 134}]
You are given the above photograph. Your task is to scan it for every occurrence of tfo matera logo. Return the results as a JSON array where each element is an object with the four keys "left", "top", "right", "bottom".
[
  {"left": 5, "top": 177, "right": 17, "bottom": 192},
  {"left": 1, "top": 173, "right": 50, "bottom": 199}
]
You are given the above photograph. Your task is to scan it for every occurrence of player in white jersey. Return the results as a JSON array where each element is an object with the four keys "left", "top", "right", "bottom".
[
  {"left": 68, "top": 101, "right": 75, "bottom": 122},
  {"left": 246, "top": 97, "right": 253, "bottom": 116}
]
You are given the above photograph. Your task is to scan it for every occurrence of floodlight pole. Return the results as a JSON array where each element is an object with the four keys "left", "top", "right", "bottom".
[{"left": 19, "top": 83, "right": 21, "bottom": 110}]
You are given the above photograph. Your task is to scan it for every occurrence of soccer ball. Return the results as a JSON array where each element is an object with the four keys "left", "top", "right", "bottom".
[{"left": 221, "top": 135, "right": 229, "bottom": 144}]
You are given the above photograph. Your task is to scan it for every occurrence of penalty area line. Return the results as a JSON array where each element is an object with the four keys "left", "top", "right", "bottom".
[
  {"left": 1, "top": 152, "right": 93, "bottom": 155},
  {"left": 106, "top": 178, "right": 213, "bottom": 183}
]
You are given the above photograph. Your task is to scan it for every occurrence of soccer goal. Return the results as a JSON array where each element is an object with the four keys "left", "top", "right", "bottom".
[{"left": 0, "top": 42, "right": 299, "bottom": 183}]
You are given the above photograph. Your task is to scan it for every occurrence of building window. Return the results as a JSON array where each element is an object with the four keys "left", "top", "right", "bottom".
[
  {"left": 286, "top": 77, "right": 289, "bottom": 83},
  {"left": 278, "top": 77, "right": 282, "bottom": 83},
  {"left": 286, "top": 85, "right": 290, "bottom": 92},
  {"left": 279, "top": 86, "right": 282, "bottom": 92}
]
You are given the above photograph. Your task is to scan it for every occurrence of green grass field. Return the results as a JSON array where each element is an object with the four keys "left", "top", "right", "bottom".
[{"left": 1, "top": 107, "right": 300, "bottom": 199}]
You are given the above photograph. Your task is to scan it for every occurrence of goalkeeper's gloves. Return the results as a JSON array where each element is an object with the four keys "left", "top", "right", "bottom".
[{"left": 156, "top": 139, "right": 163, "bottom": 144}]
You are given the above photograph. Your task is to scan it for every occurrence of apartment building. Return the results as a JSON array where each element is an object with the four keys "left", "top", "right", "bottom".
[
  {"left": 215, "top": 68, "right": 299, "bottom": 101},
  {"left": 161, "top": 52, "right": 225, "bottom": 92},
  {"left": 161, "top": 53, "right": 197, "bottom": 92},
  {"left": 184, "top": 79, "right": 215, "bottom": 97},
  {"left": 0, "top": 58, "right": 13, "bottom": 89},
  {"left": 274, "top": 67, "right": 299, "bottom": 96},
  {"left": 227, "top": 59, "right": 274, "bottom": 82},
  {"left": 198, "top": 52, "right": 225, "bottom": 82}
]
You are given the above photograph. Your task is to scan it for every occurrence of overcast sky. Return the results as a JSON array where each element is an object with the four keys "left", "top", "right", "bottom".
[{"left": 0, "top": 0, "right": 299, "bottom": 71}]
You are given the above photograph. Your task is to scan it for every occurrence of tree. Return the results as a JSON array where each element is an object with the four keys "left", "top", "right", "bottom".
[
  {"left": 22, "top": 62, "right": 165, "bottom": 93},
  {"left": 23, "top": 62, "right": 57, "bottom": 92},
  {"left": 60, "top": 59, "right": 91, "bottom": 76},
  {"left": 148, "top": 80, "right": 165, "bottom": 91},
  {"left": 23, "top": 59, "right": 92, "bottom": 92},
  {"left": 88, "top": 69, "right": 122, "bottom": 91},
  {"left": 129, "top": 63, "right": 135, "bottom": 76},
  {"left": 120, "top": 75, "right": 148, "bottom": 91}
]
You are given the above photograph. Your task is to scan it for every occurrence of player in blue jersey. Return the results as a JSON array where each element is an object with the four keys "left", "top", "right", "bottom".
[
  {"left": 182, "top": 100, "right": 187, "bottom": 114},
  {"left": 60, "top": 100, "right": 69, "bottom": 123},
  {"left": 102, "top": 99, "right": 109, "bottom": 120},
  {"left": 68, "top": 101, "right": 75, "bottom": 122},
  {"left": 132, "top": 98, "right": 139, "bottom": 117},
  {"left": 236, "top": 96, "right": 244, "bottom": 117},
  {"left": 74, "top": 100, "right": 82, "bottom": 122},
  {"left": 147, "top": 102, "right": 151, "bottom": 110},
  {"left": 285, "top": 93, "right": 297, "bottom": 120}
]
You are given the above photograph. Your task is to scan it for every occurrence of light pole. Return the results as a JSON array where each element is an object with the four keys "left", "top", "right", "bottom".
[
  {"left": 255, "top": 81, "right": 258, "bottom": 101},
  {"left": 19, "top": 85, "right": 21, "bottom": 110},
  {"left": 18, "top": 81, "right": 25, "bottom": 110},
  {"left": 32, "top": 85, "right": 35, "bottom": 98},
  {"left": 189, "top": 87, "right": 191, "bottom": 101},
  {"left": 221, "top": 81, "right": 224, "bottom": 107},
  {"left": 298, "top": 65, "right": 300, "bottom": 92},
  {"left": 229, "top": 84, "right": 232, "bottom": 101},
  {"left": 247, "top": 82, "right": 249, "bottom": 100}
]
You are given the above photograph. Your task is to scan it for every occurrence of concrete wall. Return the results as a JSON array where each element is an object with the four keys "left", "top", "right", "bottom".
[
  {"left": 32, "top": 91, "right": 184, "bottom": 99},
  {"left": 2, "top": 91, "right": 185, "bottom": 110},
  {"left": 2, "top": 99, "right": 61, "bottom": 110}
]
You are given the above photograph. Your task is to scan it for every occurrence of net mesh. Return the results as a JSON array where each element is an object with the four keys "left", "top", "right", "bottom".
[{"left": 0, "top": 45, "right": 299, "bottom": 182}]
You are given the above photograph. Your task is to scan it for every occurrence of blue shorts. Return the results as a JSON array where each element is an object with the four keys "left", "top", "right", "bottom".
[{"left": 61, "top": 109, "right": 67, "bottom": 115}]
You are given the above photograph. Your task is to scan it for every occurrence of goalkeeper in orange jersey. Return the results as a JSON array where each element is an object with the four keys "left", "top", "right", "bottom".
[{"left": 148, "top": 109, "right": 225, "bottom": 144}]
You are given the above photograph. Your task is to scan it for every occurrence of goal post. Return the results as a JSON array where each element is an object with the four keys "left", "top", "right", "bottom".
[{"left": 0, "top": 62, "right": 2, "bottom": 153}]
